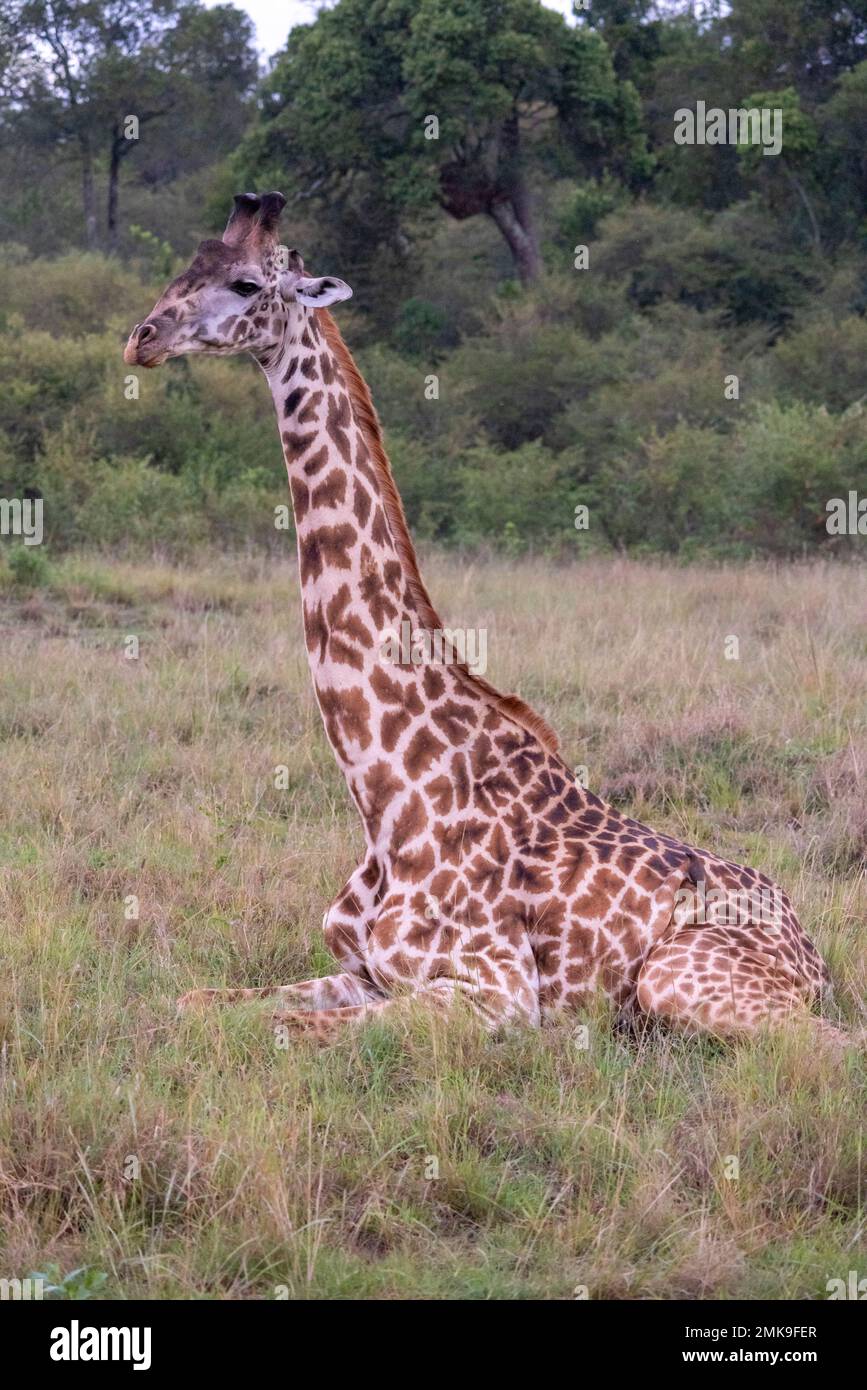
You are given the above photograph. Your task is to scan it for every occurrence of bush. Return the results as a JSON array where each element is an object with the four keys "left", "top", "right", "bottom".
[
  {"left": 392, "top": 298, "right": 452, "bottom": 359},
  {"left": 770, "top": 315, "right": 867, "bottom": 413},
  {"left": 0, "top": 249, "right": 156, "bottom": 336},
  {"left": 6, "top": 544, "right": 51, "bottom": 588},
  {"left": 0, "top": 237, "right": 862, "bottom": 560},
  {"left": 74, "top": 460, "right": 205, "bottom": 549},
  {"left": 591, "top": 201, "right": 819, "bottom": 328},
  {"left": 444, "top": 316, "right": 624, "bottom": 451},
  {"left": 555, "top": 175, "right": 624, "bottom": 245},
  {"left": 453, "top": 441, "right": 576, "bottom": 549},
  {"left": 730, "top": 401, "right": 867, "bottom": 554},
  {"left": 589, "top": 422, "right": 734, "bottom": 554}
]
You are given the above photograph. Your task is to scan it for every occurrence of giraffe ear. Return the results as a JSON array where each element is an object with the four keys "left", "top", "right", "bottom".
[{"left": 293, "top": 275, "right": 353, "bottom": 308}]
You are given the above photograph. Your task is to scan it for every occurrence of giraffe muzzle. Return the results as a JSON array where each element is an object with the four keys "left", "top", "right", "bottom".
[{"left": 123, "top": 321, "right": 168, "bottom": 367}]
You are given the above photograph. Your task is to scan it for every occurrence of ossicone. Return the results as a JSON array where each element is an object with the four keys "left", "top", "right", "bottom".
[
  {"left": 257, "top": 191, "right": 287, "bottom": 233},
  {"left": 223, "top": 190, "right": 286, "bottom": 246}
]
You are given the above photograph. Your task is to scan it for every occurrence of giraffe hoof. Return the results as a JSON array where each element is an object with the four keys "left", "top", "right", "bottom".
[
  {"left": 270, "top": 1010, "right": 301, "bottom": 1030},
  {"left": 176, "top": 989, "right": 218, "bottom": 1013},
  {"left": 270, "top": 1009, "right": 325, "bottom": 1041}
]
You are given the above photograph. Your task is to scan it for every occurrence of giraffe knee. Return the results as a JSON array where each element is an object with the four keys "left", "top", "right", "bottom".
[
  {"left": 635, "top": 954, "right": 718, "bottom": 1031},
  {"left": 636, "top": 957, "right": 679, "bottom": 1018}
]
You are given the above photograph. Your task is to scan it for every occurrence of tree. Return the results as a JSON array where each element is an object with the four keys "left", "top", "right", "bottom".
[
  {"left": 737, "top": 87, "right": 822, "bottom": 255},
  {"left": 241, "top": 0, "right": 650, "bottom": 283},
  {"left": 817, "top": 62, "right": 867, "bottom": 242},
  {"left": 4, "top": 1, "right": 257, "bottom": 251},
  {"left": 721, "top": 0, "right": 867, "bottom": 101},
  {"left": 0, "top": 3, "right": 30, "bottom": 101},
  {"left": 577, "top": 0, "right": 666, "bottom": 93}
]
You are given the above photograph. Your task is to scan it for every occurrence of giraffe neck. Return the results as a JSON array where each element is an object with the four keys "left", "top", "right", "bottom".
[
  {"left": 263, "top": 311, "right": 447, "bottom": 789},
  {"left": 263, "top": 308, "right": 559, "bottom": 848}
]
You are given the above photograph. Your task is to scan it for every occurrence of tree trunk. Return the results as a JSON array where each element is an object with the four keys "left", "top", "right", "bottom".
[
  {"left": 784, "top": 168, "right": 822, "bottom": 256},
  {"left": 438, "top": 109, "right": 542, "bottom": 284},
  {"left": 488, "top": 197, "right": 542, "bottom": 283},
  {"left": 488, "top": 110, "right": 541, "bottom": 283},
  {"left": 107, "top": 127, "right": 123, "bottom": 254},
  {"left": 80, "top": 135, "right": 98, "bottom": 250}
]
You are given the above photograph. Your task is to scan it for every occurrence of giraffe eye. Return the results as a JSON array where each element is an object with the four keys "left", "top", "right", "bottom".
[{"left": 229, "top": 279, "right": 261, "bottom": 297}]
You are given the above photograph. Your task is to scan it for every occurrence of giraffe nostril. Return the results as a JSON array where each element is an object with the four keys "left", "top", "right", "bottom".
[{"left": 137, "top": 322, "right": 157, "bottom": 345}]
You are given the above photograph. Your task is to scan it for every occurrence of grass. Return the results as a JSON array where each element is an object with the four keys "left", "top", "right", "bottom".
[{"left": 0, "top": 548, "right": 865, "bottom": 1299}]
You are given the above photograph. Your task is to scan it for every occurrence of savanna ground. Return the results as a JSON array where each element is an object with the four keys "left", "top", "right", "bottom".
[{"left": 0, "top": 550, "right": 865, "bottom": 1300}]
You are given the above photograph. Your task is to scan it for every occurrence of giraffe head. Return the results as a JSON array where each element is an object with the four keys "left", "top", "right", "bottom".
[{"left": 123, "top": 191, "right": 352, "bottom": 369}]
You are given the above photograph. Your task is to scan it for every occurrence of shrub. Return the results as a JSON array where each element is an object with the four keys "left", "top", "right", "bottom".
[
  {"left": 0, "top": 250, "right": 156, "bottom": 336},
  {"left": 393, "top": 298, "right": 452, "bottom": 359},
  {"left": 730, "top": 401, "right": 867, "bottom": 554},
  {"left": 0, "top": 239, "right": 862, "bottom": 560},
  {"left": 452, "top": 441, "right": 576, "bottom": 550},
  {"left": 589, "top": 421, "right": 734, "bottom": 554},
  {"left": 74, "top": 460, "right": 206, "bottom": 549},
  {"left": 6, "top": 544, "right": 51, "bottom": 588},
  {"left": 770, "top": 315, "right": 867, "bottom": 414}
]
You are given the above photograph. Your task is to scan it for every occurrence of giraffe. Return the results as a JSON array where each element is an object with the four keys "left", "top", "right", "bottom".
[{"left": 124, "top": 191, "right": 847, "bottom": 1047}]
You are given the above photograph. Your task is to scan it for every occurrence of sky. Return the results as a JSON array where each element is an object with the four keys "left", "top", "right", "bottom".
[{"left": 206, "top": 1, "right": 578, "bottom": 62}]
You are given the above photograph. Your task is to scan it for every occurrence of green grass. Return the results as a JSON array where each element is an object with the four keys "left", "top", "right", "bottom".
[{"left": 0, "top": 550, "right": 864, "bottom": 1299}]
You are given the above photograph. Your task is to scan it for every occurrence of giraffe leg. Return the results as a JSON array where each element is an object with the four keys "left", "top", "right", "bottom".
[
  {"left": 177, "top": 973, "right": 384, "bottom": 1013},
  {"left": 270, "top": 998, "right": 396, "bottom": 1044},
  {"left": 177, "top": 854, "right": 386, "bottom": 1014},
  {"left": 270, "top": 972, "right": 538, "bottom": 1045},
  {"left": 634, "top": 925, "right": 848, "bottom": 1043}
]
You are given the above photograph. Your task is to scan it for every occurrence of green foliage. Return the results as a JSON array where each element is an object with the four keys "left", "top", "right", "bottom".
[
  {"left": 240, "top": 0, "right": 650, "bottom": 283},
  {"left": 0, "top": 225, "right": 864, "bottom": 560},
  {"left": 818, "top": 63, "right": 867, "bottom": 239},
  {"left": 590, "top": 422, "right": 733, "bottom": 555},
  {"left": 451, "top": 441, "right": 574, "bottom": 548},
  {"left": 27, "top": 1264, "right": 109, "bottom": 1301},
  {"left": 730, "top": 401, "right": 867, "bottom": 554},
  {"left": 1, "top": 0, "right": 258, "bottom": 255},
  {"left": 128, "top": 225, "right": 177, "bottom": 279},
  {"left": 1, "top": 0, "right": 867, "bottom": 559},
  {"left": 393, "top": 298, "right": 451, "bottom": 359},
  {"left": 6, "top": 543, "right": 51, "bottom": 588},
  {"left": 0, "top": 247, "right": 155, "bottom": 335},
  {"left": 592, "top": 201, "right": 818, "bottom": 328},
  {"left": 769, "top": 315, "right": 867, "bottom": 413},
  {"left": 556, "top": 176, "right": 624, "bottom": 245}
]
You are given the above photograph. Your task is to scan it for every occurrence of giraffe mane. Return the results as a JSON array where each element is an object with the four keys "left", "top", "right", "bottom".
[{"left": 319, "top": 310, "right": 560, "bottom": 757}]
